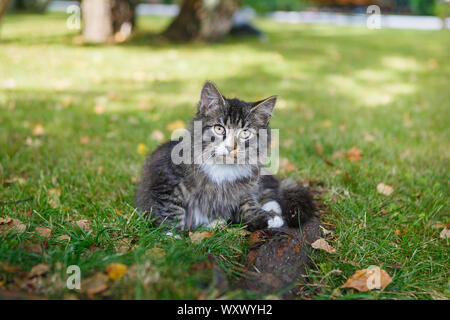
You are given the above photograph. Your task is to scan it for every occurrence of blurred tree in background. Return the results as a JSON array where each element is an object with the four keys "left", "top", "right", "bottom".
[
  {"left": 82, "top": 0, "right": 136, "bottom": 43},
  {"left": 163, "top": 0, "right": 239, "bottom": 41},
  {"left": 0, "top": 0, "right": 11, "bottom": 22}
]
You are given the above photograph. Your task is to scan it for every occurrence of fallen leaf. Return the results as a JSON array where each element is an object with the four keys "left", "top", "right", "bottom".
[
  {"left": 0, "top": 217, "right": 26, "bottom": 235},
  {"left": 35, "top": 227, "right": 51, "bottom": 238},
  {"left": 319, "top": 225, "right": 333, "bottom": 236},
  {"left": 315, "top": 142, "right": 324, "bottom": 155},
  {"left": 166, "top": 120, "right": 185, "bottom": 132},
  {"left": 56, "top": 234, "right": 71, "bottom": 242},
  {"left": 311, "top": 238, "right": 336, "bottom": 253},
  {"left": 105, "top": 263, "right": 127, "bottom": 281},
  {"left": 94, "top": 104, "right": 106, "bottom": 115},
  {"left": 137, "top": 143, "right": 148, "bottom": 155},
  {"left": 279, "top": 157, "right": 296, "bottom": 172},
  {"left": 377, "top": 183, "right": 394, "bottom": 196},
  {"left": 75, "top": 219, "right": 90, "bottom": 232},
  {"left": 332, "top": 150, "right": 344, "bottom": 159},
  {"left": 394, "top": 228, "right": 407, "bottom": 236},
  {"left": 341, "top": 266, "right": 392, "bottom": 292},
  {"left": 114, "top": 238, "right": 132, "bottom": 253},
  {"left": 147, "top": 247, "right": 166, "bottom": 259},
  {"left": 440, "top": 227, "right": 450, "bottom": 239},
  {"left": 29, "top": 264, "right": 49, "bottom": 278},
  {"left": 189, "top": 231, "right": 213, "bottom": 244},
  {"left": 364, "top": 133, "right": 375, "bottom": 142},
  {"left": 249, "top": 230, "right": 268, "bottom": 246},
  {"left": 0, "top": 216, "right": 12, "bottom": 224},
  {"left": 151, "top": 130, "right": 165, "bottom": 142},
  {"left": 48, "top": 188, "right": 61, "bottom": 197},
  {"left": 346, "top": 146, "right": 363, "bottom": 162},
  {"left": 82, "top": 273, "right": 109, "bottom": 297},
  {"left": 80, "top": 136, "right": 90, "bottom": 144},
  {"left": 32, "top": 124, "right": 45, "bottom": 136}
]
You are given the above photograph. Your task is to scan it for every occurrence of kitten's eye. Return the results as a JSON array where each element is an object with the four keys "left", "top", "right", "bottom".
[
  {"left": 214, "top": 125, "right": 226, "bottom": 135},
  {"left": 239, "top": 129, "right": 251, "bottom": 140}
]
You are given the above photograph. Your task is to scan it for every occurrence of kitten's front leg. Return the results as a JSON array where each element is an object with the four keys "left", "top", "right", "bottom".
[{"left": 239, "top": 196, "right": 285, "bottom": 231}]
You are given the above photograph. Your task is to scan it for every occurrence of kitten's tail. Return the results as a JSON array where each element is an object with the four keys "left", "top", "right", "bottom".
[{"left": 279, "top": 178, "right": 317, "bottom": 228}]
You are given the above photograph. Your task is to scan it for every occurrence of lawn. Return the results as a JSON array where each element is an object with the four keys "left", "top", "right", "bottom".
[{"left": 0, "top": 12, "right": 449, "bottom": 300}]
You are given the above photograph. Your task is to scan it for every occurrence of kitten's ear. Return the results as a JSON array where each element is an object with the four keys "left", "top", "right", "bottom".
[
  {"left": 199, "top": 81, "right": 225, "bottom": 114},
  {"left": 249, "top": 96, "right": 277, "bottom": 126}
]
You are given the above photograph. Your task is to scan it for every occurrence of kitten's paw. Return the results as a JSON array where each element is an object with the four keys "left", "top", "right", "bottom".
[
  {"left": 267, "top": 215, "right": 284, "bottom": 229},
  {"left": 262, "top": 200, "right": 282, "bottom": 215}
]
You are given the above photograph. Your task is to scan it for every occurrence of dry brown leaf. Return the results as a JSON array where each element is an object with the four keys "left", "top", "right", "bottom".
[
  {"left": 377, "top": 183, "right": 394, "bottom": 196},
  {"left": 80, "top": 136, "right": 90, "bottom": 144},
  {"left": 48, "top": 188, "right": 61, "bottom": 197},
  {"left": 332, "top": 150, "right": 344, "bottom": 159},
  {"left": 75, "top": 219, "right": 91, "bottom": 232},
  {"left": 29, "top": 264, "right": 49, "bottom": 278},
  {"left": 167, "top": 120, "right": 185, "bottom": 132},
  {"left": 346, "top": 146, "right": 363, "bottom": 162},
  {"left": 319, "top": 225, "right": 333, "bottom": 236},
  {"left": 32, "top": 124, "right": 45, "bottom": 136},
  {"left": 147, "top": 247, "right": 166, "bottom": 259},
  {"left": 35, "top": 227, "right": 51, "bottom": 238},
  {"left": 311, "top": 238, "right": 336, "bottom": 253},
  {"left": 189, "top": 231, "right": 213, "bottom": 244},
  {"left": 56, "top": 234, "right": 71, "bottom": 242},
  {"left": 341, "top": 266, "right": 392, "bottom": 292},
  {"left": 0, "top": 217, "right": 26, "bottom": 235},
  {"left": 105, "top": 263, "right": 127, "bottom": 281},
  {"left": 315, "top": 142, "right": 324, "bottom": 155},
  {"left": 440, "top": 227, "right": 450, "bottom": 239},
  {"left": 82, "top": 273, "right": 109, "bottom": 296},
  {"left": 114, "top": 238, "right": 132, "bottom": 253},
  {"left": 279, "top": 157, "right": 296, "bottom": 173},
  {"left": 0, "top": 216, "right": 12, "bottom": 224}
]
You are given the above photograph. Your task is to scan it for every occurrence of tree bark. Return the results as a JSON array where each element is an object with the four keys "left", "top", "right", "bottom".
[
  {"left": 82, "top": 0, "right": 135, "bottom": 43},
  {"left": 0, "top": 0, "right": 10, "bottom": 22},
  {"left": 163, "top": 0, "right": 239, "bottom": 42}
]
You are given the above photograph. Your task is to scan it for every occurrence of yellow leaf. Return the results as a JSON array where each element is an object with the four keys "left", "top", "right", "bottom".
[
  {"left": 105, "top": 263, "right": 127, "bottom": 281},
  {"left": 137, "top": 143, "right": 148, "bottom": 155},
  {"left": 341, "top": 266, "right": 392, "bottom": 292},
  {"left": 166, "top": 120, "right": 185, "bottom": 132}
]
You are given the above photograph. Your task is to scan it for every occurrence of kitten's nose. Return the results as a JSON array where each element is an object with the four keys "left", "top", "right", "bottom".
[{"left": 225, "top": 145, "right": 235, "bottom": 153}]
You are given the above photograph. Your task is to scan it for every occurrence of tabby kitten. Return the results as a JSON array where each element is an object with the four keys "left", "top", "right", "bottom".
[{"left": 135, "top": 81, "right": 315, "bottom": 231}]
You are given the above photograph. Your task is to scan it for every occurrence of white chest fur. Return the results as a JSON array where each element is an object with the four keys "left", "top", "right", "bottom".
[{"left": 201, "top": 164, "right": 253, "bottom": 184}]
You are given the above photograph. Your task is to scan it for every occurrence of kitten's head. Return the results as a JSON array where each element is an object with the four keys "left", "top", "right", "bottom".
[{"left": 192, "top": 81, "right": 276, "bottom": 166}]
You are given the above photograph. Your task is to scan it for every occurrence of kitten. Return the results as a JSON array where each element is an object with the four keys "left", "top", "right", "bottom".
[{"left": 135, "top": 81, "right": 315, "bottom": 231}]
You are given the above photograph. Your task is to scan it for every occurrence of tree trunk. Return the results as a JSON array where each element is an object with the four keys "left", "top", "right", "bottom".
[
  {"left": 82, "top": 0, "right": 135, "bottom": 43},
  {"left": 0, "top": 0, "right": 10, "bottom": 22},
  {"left": 163, "top": 0, "right": 239, "bottom": 42}
]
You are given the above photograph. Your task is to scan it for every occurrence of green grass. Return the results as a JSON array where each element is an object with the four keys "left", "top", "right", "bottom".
[{"left": 0, "top": 12, "right": 449, "bottom": 300}]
